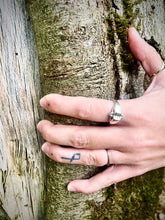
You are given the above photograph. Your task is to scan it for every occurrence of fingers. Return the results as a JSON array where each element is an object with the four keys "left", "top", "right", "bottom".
[
  {"left": 67, "top": 165, "right": 144, "bottom": 194},
  {"left": 42, "top": 143, "right": 129, "bottom": 166},
  {"left": 37, "top": 120, "right": 132, "bottom": 150},
  {"left": 40, "top": 94, "right": 138, "bottom": 124},
  {"left": 40, "top": 94, "right": 136, "bottom": 123},
  {"left": 128, "top": 27, "right": 164, "bottom": 77},
  {"left": 42, "top": 143, "right": 107, "bottom": 166},
  {"left": 42, "top": 142, "right": 143, "bottom": 194},
  {"left": 40, "top": 94, "right": 111, "bottom": 122},
  {"left": 39, "top": 29, "right": 165, "bottom": 127}
]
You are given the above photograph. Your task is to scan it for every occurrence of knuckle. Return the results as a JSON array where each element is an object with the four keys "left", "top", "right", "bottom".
[
  {"left": 82, "top": 180, "right": 94, "bottom": 194},
  {"left": 70, "top": 131, "right": 89, "bottom": 148},
  {"left": 130, "top": 136, "right": 140, "bottom": 148},
  {"left": 133, "top": 153, "right": 143, "bottom": 165},
  {"left": 85, "top": 152, "right": 97, "bottom": 166},
  {"left": 76, "top": 101, "right": 92, "bottom": 119},
  {"left": 128, "top": 130, "right": 147, "bottom": 149}
]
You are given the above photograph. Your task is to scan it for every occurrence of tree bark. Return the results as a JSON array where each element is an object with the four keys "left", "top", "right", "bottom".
[
  {"left": 26, "top": 0, "right": 165, "bottom": 219},
  {"left": 0, "top": 0, "right": 44, "bottom": 219}
]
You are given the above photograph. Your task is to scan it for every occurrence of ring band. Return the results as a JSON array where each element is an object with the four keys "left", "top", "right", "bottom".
[
  {"left": 109, "top": 100, "right": 124, "bottom": 124},
  {"left": 150, "top": 62, "right": 165, "bottom": 78},
  {"left": 106, "top": 149, "right": 110, "bottom": 166}
]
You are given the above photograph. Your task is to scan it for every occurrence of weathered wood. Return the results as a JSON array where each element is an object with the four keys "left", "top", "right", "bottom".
[
  {"left": 0, "top": 0, "right": 44, "bottom": 219},
  {"left": 26, "top": 0, "right": 165, "bottom": 219}
]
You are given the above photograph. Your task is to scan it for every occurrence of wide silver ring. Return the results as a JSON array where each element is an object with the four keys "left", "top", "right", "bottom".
[{"left": 109, "top": 100, "right": 124, "bottom": 124}]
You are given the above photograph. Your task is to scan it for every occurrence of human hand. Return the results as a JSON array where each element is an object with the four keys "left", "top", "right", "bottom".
[{"left": 37, "top": 27, "right": 165, "bottom": 194}]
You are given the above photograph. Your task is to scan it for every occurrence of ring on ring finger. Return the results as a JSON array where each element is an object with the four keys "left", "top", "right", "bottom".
[{"left": 106, "top": 149, "right": 111, "bottom": 166}]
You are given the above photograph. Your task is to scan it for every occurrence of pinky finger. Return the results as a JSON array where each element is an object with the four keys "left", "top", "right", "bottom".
[{"left": 67, "top": 165, "right": 144, "bottom": 194}]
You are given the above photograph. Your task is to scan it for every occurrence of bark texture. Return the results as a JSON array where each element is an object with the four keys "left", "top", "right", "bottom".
[
  {"left": 0, "top": 1, "right": 44, "bottom": 219},
  {"left": 26, "top": 0, "right": 165, "bottom": 219}
]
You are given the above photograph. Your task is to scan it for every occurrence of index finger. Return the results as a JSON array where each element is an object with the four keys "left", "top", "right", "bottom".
[{"left": 40, "top": 94, "right": 132, "bottom": 123}]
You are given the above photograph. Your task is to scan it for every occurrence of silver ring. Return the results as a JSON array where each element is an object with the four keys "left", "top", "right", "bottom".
[
  {"left": 106, "top": 149, "right": 110, "bottom": 166},
  {"left": 109, "top": 100, "right": 124, "bottom": 124}
]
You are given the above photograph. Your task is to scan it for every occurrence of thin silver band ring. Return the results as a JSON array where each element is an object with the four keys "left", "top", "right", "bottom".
[
  {"left": 151, "top": 62, "right": 165, "bottom": 78},
  {"left": 106, "top": 149, "right": 110, "bottom": 166}
]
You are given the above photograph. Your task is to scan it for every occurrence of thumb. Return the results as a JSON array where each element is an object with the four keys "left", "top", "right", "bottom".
[{"left": 128, "top": 27, "right": 164, "bottom": 77}]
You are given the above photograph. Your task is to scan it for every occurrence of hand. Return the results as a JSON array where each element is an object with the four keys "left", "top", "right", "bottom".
[{"left": 37, "top": 27, "right": 165, "bottom": 194}]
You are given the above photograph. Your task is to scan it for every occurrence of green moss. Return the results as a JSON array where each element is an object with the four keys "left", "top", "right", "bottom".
[
  {"left": 85, "top": 169, "right": 164, "bottom": 219},
  {"left": 106, "top": 0, "right": 143, "bottom": 72},
  {"left": 0, "top": 205, "right": 11, "bottom": 220},
  {"left": 0, "top": 217, "right": 9, "bottom": 220}
]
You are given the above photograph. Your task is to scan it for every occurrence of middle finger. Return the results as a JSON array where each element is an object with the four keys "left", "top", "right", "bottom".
[{"left": 38, "top": 120, "right": 132, "bottom": 150}]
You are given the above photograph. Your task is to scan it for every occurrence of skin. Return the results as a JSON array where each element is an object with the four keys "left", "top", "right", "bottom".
[{"left": 37, "top": 27, "right": 165, "bottom": 194}]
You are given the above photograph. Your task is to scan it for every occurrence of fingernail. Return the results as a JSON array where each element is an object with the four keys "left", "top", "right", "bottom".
[
  {"left": 68, "top": 185, "right": 77, "bottom": 192},
  {"left": 37, "top": 121, "right": 43, "bottom": 132},
  {"left": 40, "top": 97, "right": 47, "bottom": 107},
  {"left": 42, "top": 143, "right": 50, "bottom": 154}
]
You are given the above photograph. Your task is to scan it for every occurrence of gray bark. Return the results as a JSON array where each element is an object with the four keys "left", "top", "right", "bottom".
[{"left": 0, "top": 0, "right": 44, "bottom": 219}]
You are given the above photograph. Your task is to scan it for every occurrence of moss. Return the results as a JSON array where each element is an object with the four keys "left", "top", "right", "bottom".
[
  {"left": 106, "top": 0, "right": 143, "bottom": 73},
  {"left": 0, "top": 217, "right": 9, "bottom": 220},
  {"left": 85, "top": 169, "right": 164, "bottom": 219},
  {"left": 0, "top": 206, "right": 11, "bottom": 220}
]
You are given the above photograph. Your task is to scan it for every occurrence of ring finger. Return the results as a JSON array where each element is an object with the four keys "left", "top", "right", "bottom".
[{"left": 42, "top": 142, "right": 131, "bottom": 166}]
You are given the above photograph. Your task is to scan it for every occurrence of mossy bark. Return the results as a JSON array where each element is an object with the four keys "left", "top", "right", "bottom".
[{"left": 26, "top": 0, "right": 165, "bottom": 219}]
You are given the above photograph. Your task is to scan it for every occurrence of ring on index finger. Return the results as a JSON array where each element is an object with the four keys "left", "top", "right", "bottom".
[{"left": 109, "top": 100, "right": 124, "bottom": 124}]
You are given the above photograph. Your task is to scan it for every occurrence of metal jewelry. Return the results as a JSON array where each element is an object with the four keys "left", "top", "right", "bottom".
[
  {"left": 150, "top": 62, "right": 165, "bottom": 78},
  {"left": 106, "top": 149, "right": 110, "bottom": 166},
  {"left": 109, "top": 100, "right": 124, "bottom": 124}
]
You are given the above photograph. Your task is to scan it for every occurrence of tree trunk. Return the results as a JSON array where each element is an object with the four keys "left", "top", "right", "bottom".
[
  {"left": 0, "top": 0, "right": 44, "bottom": 219},
  {"left": 29, "top": 0, "right": 165, "bottom": 219}
]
